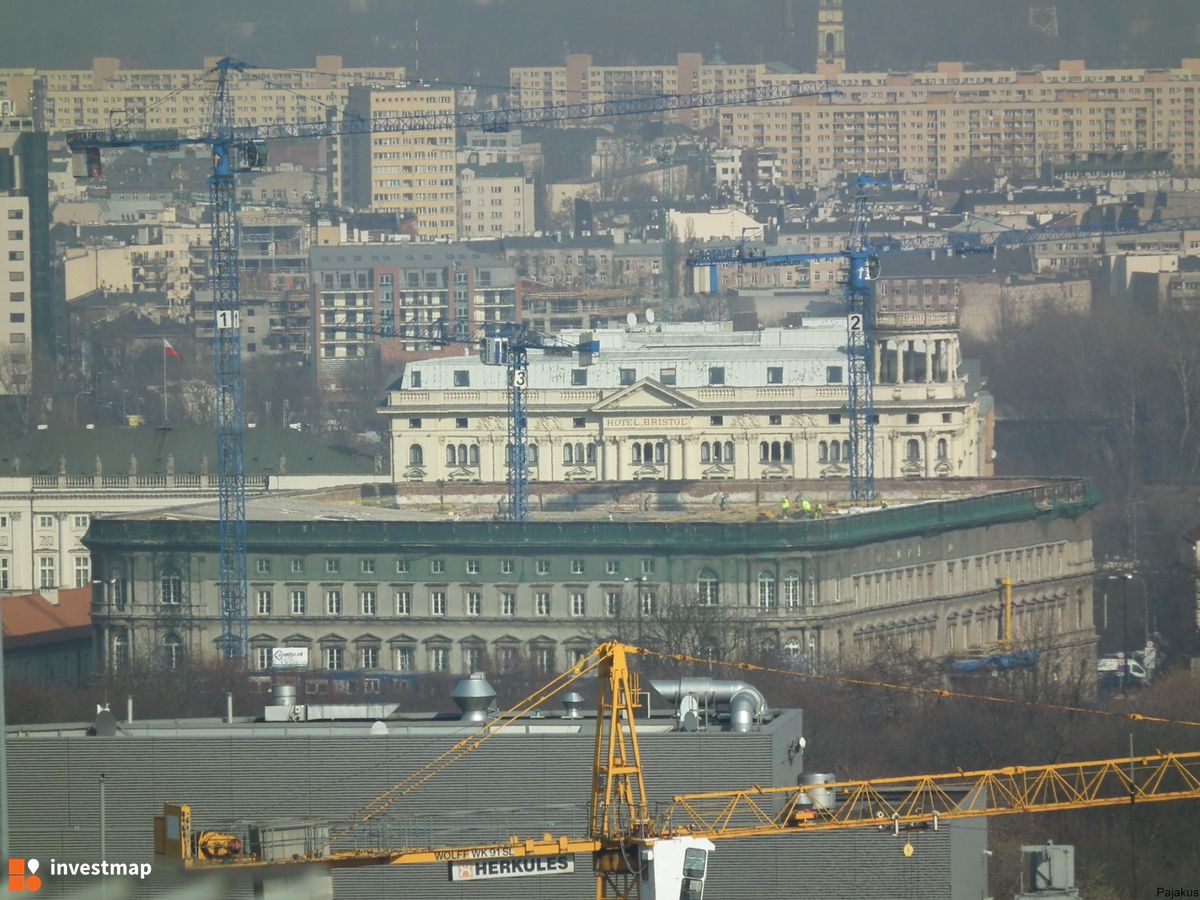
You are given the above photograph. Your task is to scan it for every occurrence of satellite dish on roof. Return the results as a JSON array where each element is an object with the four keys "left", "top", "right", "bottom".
[
  {"left": 626, "top": 312, "right": 637, "bottom": 327},
  {"left": 645, "top": 308, "right": 656, "bottom": 324}
]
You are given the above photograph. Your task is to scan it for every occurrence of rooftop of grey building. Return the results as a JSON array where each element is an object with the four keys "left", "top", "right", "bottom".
[{"left": 0, "top": 425, "right": 377, "bottom": 478}]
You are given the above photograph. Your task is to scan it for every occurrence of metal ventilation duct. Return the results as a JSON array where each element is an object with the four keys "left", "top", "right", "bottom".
[{"left": 452, "top": 672, "right": 498, "bottom": 722}]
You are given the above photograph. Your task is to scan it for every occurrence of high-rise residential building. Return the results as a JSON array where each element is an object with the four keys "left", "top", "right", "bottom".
[
  {"left": 0, "top": 56, "right": 406, "bottom": 133},
  {"left": 335, "top": 85, "right": 457, "bottom": 241},
  {"left": 0, "top": 130, "right": 49, "bottom": 394}
]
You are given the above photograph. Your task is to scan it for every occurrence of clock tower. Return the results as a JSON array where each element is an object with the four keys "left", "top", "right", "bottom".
[{"left": 817, "top": 0, "right": 846, "bottom": 75}]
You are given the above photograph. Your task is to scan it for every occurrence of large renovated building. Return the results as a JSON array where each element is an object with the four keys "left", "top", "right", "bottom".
[
  {"left": 82, "top": 477, "right": 1097, "bottom": 681},
  {"left": 0, "top": 56, "right": 406, "bottom": 133},
  {"left": 0, "top": 129, "right": 50, "bottom": 393},
  {"left": 383, "top": 318, "right": 987, "bottom": 485}
]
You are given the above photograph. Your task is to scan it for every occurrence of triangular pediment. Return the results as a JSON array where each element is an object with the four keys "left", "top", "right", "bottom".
[{"left": 592, "top": 378, "right": 700, "bottom": 412}]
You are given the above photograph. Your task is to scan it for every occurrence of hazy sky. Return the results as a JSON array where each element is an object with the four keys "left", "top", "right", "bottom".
[{"left": 3, "top": 0, "right": 1197, "bottom": 80}]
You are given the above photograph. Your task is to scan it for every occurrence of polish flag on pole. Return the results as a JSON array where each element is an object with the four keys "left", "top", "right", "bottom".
[{"left": 163, "top": 339, "right": 183, "bottom": 361}]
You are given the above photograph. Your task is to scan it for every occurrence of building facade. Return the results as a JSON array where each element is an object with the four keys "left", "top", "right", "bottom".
[
  {"left": 82, "top": 478, "right": 1098, "bottom": 683},
  {"left": 457, "top": 162, "right": 535, "bottom": 240},
  {"left": 0, "top": 130, "right": 50, "bottom": 391},
  {"left": 310, "top": 244, "right": 520, "bottom": 388},
  {"left": 0, "top": 56, "right": 406, "bottom": 133},
  {"left": 336, "top": 85, "right": 457, "bottom": 240},
  {"left": 383, "top": 318, "right": 987, "bottom": 485}
]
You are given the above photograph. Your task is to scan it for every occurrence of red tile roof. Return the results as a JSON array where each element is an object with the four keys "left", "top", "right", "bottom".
[{"left": 2, "top": 588, "right": 93, "bottom": 649}]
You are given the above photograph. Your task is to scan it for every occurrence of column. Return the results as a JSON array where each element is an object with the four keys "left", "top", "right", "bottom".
[
  {"left": 55, "top": 512, "right": 69, "bottom": 589},
  {"left": 675, "top": 437, "right": 687, "bottom": 480},
  {"left": 924, "top": 340, "right": 933, "bottom": 384}
]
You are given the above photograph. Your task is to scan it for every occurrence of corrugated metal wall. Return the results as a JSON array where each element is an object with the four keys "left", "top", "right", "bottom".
[{"left": 6, "top": 709, "right": 981, "bottom": 899}]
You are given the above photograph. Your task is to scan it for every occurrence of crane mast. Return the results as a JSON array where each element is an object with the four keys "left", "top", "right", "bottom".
[{"left": 209, "top": 60, "right": 249, "bottom": 659}]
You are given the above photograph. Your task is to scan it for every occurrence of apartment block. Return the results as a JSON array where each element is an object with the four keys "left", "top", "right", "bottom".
[
  {"left": 0, "top": 131, "right": 49, "bottom": 393},
  {"left": 457, "top": 162, "right": 535, "bottom": 240},
  {"left": 0, "top": 56, "right": 405, "bottom": 133},
  {"left": 336, "top": 85, "right": 457, "bottom": 240}
]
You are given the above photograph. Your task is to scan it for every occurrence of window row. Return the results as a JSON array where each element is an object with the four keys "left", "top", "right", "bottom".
[
  {"left": 252, "top": 587, "right": 664, "bottom": 619},
  {"left": 251, "top": 641, "right": 590, "bottom": 675}
]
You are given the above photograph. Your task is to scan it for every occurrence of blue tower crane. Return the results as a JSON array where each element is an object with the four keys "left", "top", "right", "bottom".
[
  {"left": 68, "top": 61, "right": 836, "bottom": 659},
  {"left": 689, "top": 182, "right": 1200, "bottom": 502}
]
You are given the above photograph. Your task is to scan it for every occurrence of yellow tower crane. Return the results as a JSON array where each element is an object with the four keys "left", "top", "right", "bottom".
[{"left": 153, "top": 642, "right": 1200, "bottom": 898}]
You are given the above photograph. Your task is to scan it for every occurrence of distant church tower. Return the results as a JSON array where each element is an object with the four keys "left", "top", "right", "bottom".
[{"left": 817, "top": 0, "right": 847, "bottom": 75}]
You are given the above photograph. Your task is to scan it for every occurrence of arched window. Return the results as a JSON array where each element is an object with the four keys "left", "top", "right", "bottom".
[
  {"left": 724, "top": 441, "right": 735, "bottom": 462},
  {"left": 759, "top": 441, "right": 770, "bottom": 462},
  {"left": 160, "top": 568, "right": 182, "bottom": 605},
  {"left": 700, "top": 442, "right": 711, "bottom": 463},
  {"left": 111, "top": 627, "right": 128, "bottom": 670},
  {"left": 563, "top": 443, "right": 574, "bottom": 465},
  {"left": 468, "top": 444, "right": 480, "bottom": 466},
  {"left": 586, "top": 443, "right": 596, "bottom": 465},
  {"left": 654, "top": 442, "right": 666, "bottom": 464},
  {"left": 409, "top": 444, "right": 424, "bottom": 466},
  {"left": 783, "top": 570, "right": 802, "bottom": 609},
  {"left": 446, "top": 445, "right": 457, "bottom": 465},
  {"left": 698, "top": 569, "right": 720, "bottom": 606},
  {"left": 906, "top": 439, "right": 921, "bottom": 462},
  {"left": 633, "top": 443, "right": 643, "bottom": 464},
  {"left": 163, "top": 632, "right": 183, "bottom": 671},
  {"left": 770, "top": 441, "right": 781, "bottom": 462},
  {"left": 842, "top": 441, "right": 851, "bottom": 461},
  {"left": 818, "top": 441, "right": 829, "bottom": 463},
  {"left": 757, "top": 571, "right": 777, "bottom": 610},
  {"left": 457, "top": 443, "right": 468, "bottom": 465},
  {"left": 937, "top": 438, "right": 948, "bottom": 460},
  {"left": 783, "top": 637, "right": 802, "bottom": 659},
  {"left": 830, "top": 441, "right": 841, "bottom": 463},
  {"left": 712, "top": 440, "right": 723, "bottom": 462},
  {"left": 575, "top": 442, "right": 584, "bottom": 463},
  {"left": 527, "top": 444, "right": 539, "bottom": 466},
  {"left": 783, "top": 441, "right": 794, "bottom": 463}
]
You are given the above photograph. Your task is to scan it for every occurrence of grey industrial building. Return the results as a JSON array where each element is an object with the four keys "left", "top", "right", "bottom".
[{"left": 4, "top": 684, "right": 988, "bottom": 898}]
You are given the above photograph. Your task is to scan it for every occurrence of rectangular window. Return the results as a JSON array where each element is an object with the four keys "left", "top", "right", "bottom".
[
  {"left": 501, "top": 592, "right": 516, "bottom": 616},
  {"left": 38, "top": 556, "right": 56, "bottom": 588},
  {"left": 0, "top": 557, "right": 9, "bottom": 591},
  {"left": 619, "top": 368, "right": 636, "bottom": 386},
  {"left": 767, "top": 366, "right": 784, "bottom": 384},
  {"left": 256, "top": 558, "right": 271, "bottom": 574},
  {"left": 394, "top": 589, "right": 411, "bottom": 615},
  {"left": 408, "top": 417, "right": 422, "bottom": 428},
  {"left": 571, "top": 559, "right": 585, "bottom": 575},
  {"left": 570, "top": 591, "right": 587, "bottom": 616},
  {"left": 536, "top": 559, "right": 550, "bottom": 575},
  {"left": 572, "top": 417, "right": 586, "bottom": 428},
  {"left": 571, "top": 369, "right": 588, "bottom": 386},
  {"left": 642, "top": 559, "right": 655, "bottom": 575},
  {"left": 453, "top": 370, "right": 470, "bottom": 387},
  {"left": 466, "top": 591, "right": 482, "bottom": 616},
  {"left": 394, "top": 646, "right": 414, "bottom": 672},
  {"left": 659, "top": 367, "right": 677, "bottom": 385},
  {"left": 396, "top": 559, "right": 410, "bottom": 574},
  {"left": 291, "top": 558, "right": 304, "bottom": 573},
  {"left": 640, "top": 592, "right": 657, "bottom": 616},
  {"left": 324, "top": 647, "right": 344, "bottom": 670},
  {"left": 708, "top": 367, "right": 725, "bottom": 385},
  {"left": 906, "top": 413, "right": 920, "bottom": 425},
  {"left": 256, "top": 589, "right": 273, "bottom": 615},
  {"left": 455, "top": 417, "right": 469, "bottom": 429},
  {"left": 360, "top": 558, "right": 375, "bottom": 574},
  {"left": 429, "top": 647, "right": 449, "bottom": 672},
  {"left": 431, "top": 559, "right": 445, "bottom": 574},
  {"left": 360, "top": 646, "right": 380, "bottom": 669},
  {"left": 255, "top": 647, "right": 273, "bottom": 671},
  {"left": 432, "top": 590, "right": 447, "bottom": 616},
  {"left": 325, "top": 558, "right": 340, "bottom": 574},
  {"left": 606, "top": 591, "right": 621, "bottom": 616},
  {"left": 826, "top": 366, "right": 843, "bottom": 384},
  {"left": 534, "top": 646, "right": 555, "bottom": 673},
  {"left": 38, "top": 515, "right": 53, "bottom": 529},
  {"left": 535, "top": 591, "right": 551, "bottom": 616},
  {"left": 360, "top": 590, "right": 377, "bottom": 616},
  {"left": 709, "top": 415, "right": 724, "bottom": 426},
  {"left": 606, "top": 559, "right": 620, "bottom": 575},
  {"left": 325, "top": 590, "right": 343, "bottom": 615},
  {"left": 466, "top": 559, "right": 480, "bottom": 575},
  {"left": 73, "top": 556, "right": 90, "bottom": 588},
  {"left": 769, "top": 414, "right": 782, "bottom": 426},
  {"left": 828, "top": 414, "right": 842, "bottom": 425},
  {"left": 410, "top": 370, "right": 422, "bottom": 388},
  {"left": 500, "top": 559, "right": 514, "bottom": 575},
  {"left": 290, "top": 589, "right": 306, "bottom": 614},
  {"left": 73, "top": 514, "right": 89, "bottom": 529}
]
